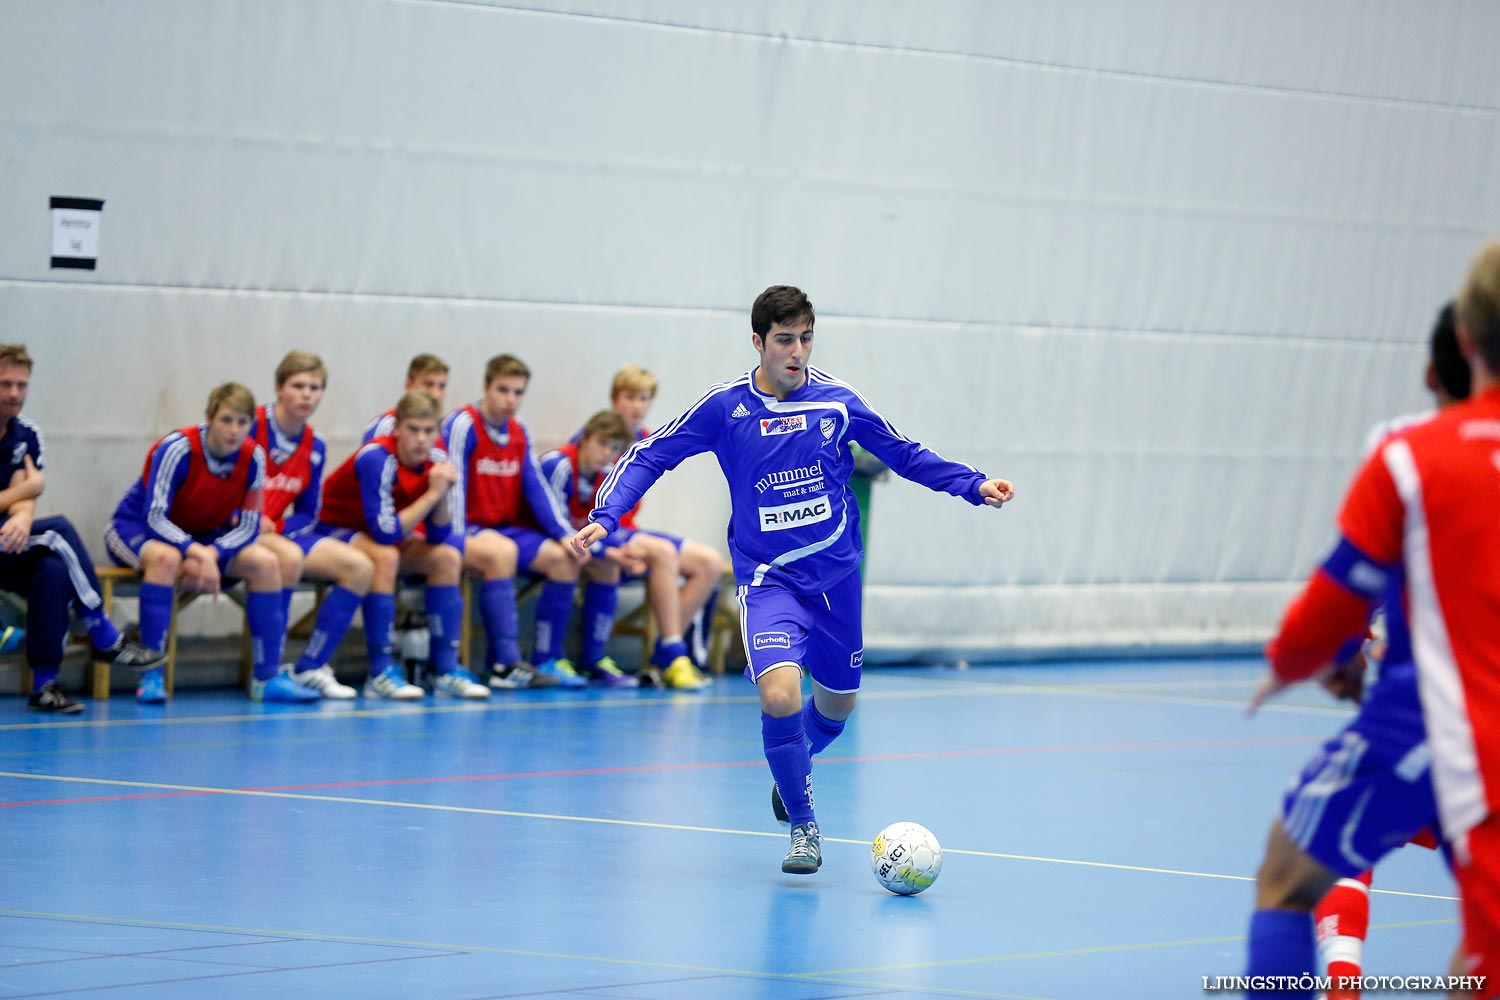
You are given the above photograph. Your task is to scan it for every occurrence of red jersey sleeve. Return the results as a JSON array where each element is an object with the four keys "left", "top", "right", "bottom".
[{"left": 1266, "top": 449, "right": 1405, "bottom": 683}]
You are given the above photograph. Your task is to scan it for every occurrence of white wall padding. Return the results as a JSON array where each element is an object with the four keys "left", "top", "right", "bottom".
[{"left": 2, "top": 0, "right": 1497, "bottom": 657}]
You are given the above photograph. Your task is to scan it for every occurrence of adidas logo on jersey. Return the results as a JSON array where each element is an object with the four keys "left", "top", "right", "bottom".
[{"left": 731, "top": 403, "right": 751, "bottom": 418}]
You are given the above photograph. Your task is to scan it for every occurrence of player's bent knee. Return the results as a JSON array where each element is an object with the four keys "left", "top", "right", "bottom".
[
  {"left": 140, "top": 542, "right": 182, "bottom": 574},
  {"left": 234, "top": 547, "right": 282, "bottom": 588}
]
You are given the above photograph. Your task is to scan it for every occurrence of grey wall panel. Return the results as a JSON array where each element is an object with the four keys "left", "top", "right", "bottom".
[{"left": 2, "top": 0, "right": 1495, "bottom": 655}]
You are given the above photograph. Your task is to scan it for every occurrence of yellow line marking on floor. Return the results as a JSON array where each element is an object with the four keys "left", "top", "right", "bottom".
[{"left": 0, "top": 770, "right": 1458, "bottom": 900}]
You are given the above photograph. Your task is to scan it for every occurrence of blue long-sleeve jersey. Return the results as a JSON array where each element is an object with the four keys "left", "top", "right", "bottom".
[{"left": 590, "top": 366, "right": 989, "bottom": 592}]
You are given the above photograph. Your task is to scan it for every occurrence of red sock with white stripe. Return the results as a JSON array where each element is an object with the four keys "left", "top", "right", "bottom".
[{"left": 1316, "top": 870, "right": 1373, "bottom": 1000}]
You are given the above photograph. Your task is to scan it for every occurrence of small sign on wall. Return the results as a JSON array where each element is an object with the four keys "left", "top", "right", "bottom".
[{"left": 50, "top": 197, "right": 104, "bottom": 269}]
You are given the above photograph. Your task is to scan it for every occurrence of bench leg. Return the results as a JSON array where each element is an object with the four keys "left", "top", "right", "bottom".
[
  {"left": 165, "top": 593, "right": 182, "bottom": 696},
  {"left": 459, "top": 575, "right": 472, "bottom": 670}
]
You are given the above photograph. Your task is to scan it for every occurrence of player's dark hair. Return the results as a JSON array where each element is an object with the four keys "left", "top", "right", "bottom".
[
  {"left": 1429, "top": 303, "right": 1471, "bottom": 402},
  {"left": 751, "top": 286, "right": 815, "bottom": 337},
  {"left": 1458, "top": 240, "right": 1500, "bottom": 375},
  {"left": 484, "top": 354, "right": 530, "bottom": 385},
  {"left": 581, "top": 409, "right": 630, "bottom": 449}
]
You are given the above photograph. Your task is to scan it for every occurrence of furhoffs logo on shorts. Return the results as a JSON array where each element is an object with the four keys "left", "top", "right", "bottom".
[{"left": 752, "top": 631, "right": 792, "bottom": 650}]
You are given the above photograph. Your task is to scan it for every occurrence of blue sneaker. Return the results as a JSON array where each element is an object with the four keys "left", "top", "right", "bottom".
[
  {"left": 0, "top": 625, "right": 24, "bottom": 654},
  {"left": 535, "top": 657, "right": 587, "bottom": 688},
  {"left": 136, "top": 667, "right": 167, "bottom": 704},
  {"left": 249, "top": 672, "right": 322, "bottom": 703}
]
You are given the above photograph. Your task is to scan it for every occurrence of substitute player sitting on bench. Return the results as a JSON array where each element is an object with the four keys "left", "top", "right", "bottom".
[
  {"left": 250, "top": 351, "right": 376, "bottom": 700},
  {"left": 316, "top": 391, "right": 483, "bottom": 701},
  {"left": 104, "top": 383, "right": 302, "bottom": 704}
]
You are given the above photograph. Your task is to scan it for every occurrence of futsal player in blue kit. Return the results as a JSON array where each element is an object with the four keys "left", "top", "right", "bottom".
[{"left": 572, "top": 286, "right": 1015, "bottom": 874}]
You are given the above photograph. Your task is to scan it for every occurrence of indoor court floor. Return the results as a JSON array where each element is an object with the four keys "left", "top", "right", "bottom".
[{"left": 0, "top": 658, "right": 1458, "bottom": 999}]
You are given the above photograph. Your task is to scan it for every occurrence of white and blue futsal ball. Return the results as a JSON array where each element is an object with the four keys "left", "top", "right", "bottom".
[{"left": 870, "top": 822, "right": 943, "bottom": 895}]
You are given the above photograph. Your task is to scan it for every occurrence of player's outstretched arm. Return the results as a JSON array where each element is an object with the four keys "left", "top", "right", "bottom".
[
  {"left": 572, "top": 522, "right": 606, "bottom": 556},
  {"left": 979, "top": 479, "right": 1015, "bottom": 507}
]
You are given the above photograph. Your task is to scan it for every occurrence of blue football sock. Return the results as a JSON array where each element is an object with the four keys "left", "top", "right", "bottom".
[
  {"left": 582, "top": 582, "right": 616, "bottom": 665},
  {"left": 479, "top": 578, "right": 521, "bottom": 665},
  {"left": 802, "top": 700, "right": 846, "bottom": 756},
  {"left": 362, "top": 592, "right": 397, "bottom": 677},
  {"left": 138, "top": 581, "right": 174, "bottom": 653},
  {"left": 293, "top": 585, "right": 361, "bottom": 673},
  {"left": 245, "top": 590, "right": 285, "bottom": 682},
  {"left": 86, "top": 617, "right": 121, "bottom": 652},
  {"left": 762, "top": 710, "right": 815, "bottom": 827},
  {"left": 426, "top": 584, "right": 461, "bottom": 675},
  {"left": 1244, "top": 909, "right": 1317, "bottom": 999},
  {"left": 652, "top": 636, "right": 690, "bottom": 667},
  {"left": 30, "top": 666, "right": 59, "bottom": 690},
  {"left": 534, "top": 581, "right": 574, "bottom": 662},
  {"left": 281, "top": 588, "right": 295, "bottom": 628}
]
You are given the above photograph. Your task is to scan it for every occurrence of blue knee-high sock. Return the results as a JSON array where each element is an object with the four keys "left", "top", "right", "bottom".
[
  {"left": 581, "top": 582, "right": 616, "bottom": 666},
  {"left": 425, "top": 584, "right": 461, "bottom": 675},
  {"left": 1244, "top": 909, "right": 1317, "bottom": 999},
  {"left": 763, "top": 711, "right": 815, "bottom": 827},
  {"left": 293, "top": 585, "right": 361, "bottom": 673},
  {"left": 363, "top": 592, "right": 397, "bottom": 677},
  {"left": 138, "top": 581, "right": 174, "bottom": 654},
  {"left": 802, "top": 701, "right": 846, "bottom": 756},
  {"left": 533, "top": 581, "right": 573, "bottom": 662},
  {"left": 281, "top": 588, "right": 295, "bottom": 628},
  {"left": 479, "top": 578, "right": 521, "bottom": 666},
  {"left": 245, "top": 591, "right": 285, "bottom": 682}
]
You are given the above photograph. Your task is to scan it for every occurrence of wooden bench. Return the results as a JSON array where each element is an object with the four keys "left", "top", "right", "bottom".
[{"left": 14, "top": 567, "right": 336, "bottom": 698}]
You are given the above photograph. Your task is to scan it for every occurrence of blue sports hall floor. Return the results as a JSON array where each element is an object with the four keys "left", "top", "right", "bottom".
[{"left": 0, "top": 658, "right": 1456, "bottom": 999}]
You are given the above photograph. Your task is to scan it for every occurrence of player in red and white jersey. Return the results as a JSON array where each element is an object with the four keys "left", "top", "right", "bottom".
[
  {"left": 1246, "top": 243, "right": 1500, "bottom": 995},
  {"left": 317, "top": 391, "right": 480, "bottom": 701},
  {"left": 1310, "top": 303, "right": 1468, "bottom": 1000},
  {"left": 105, "top": 383, "right": 296, "bottom": 704},
  {"left": 441, "top": 353, "right": 584, "bottom": 690},
  {"left": 361, "top": 353, "right": 450, "bottom": 445},
  {"left": 248, "top": 352, "right": 375, "bottom": 701}
]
